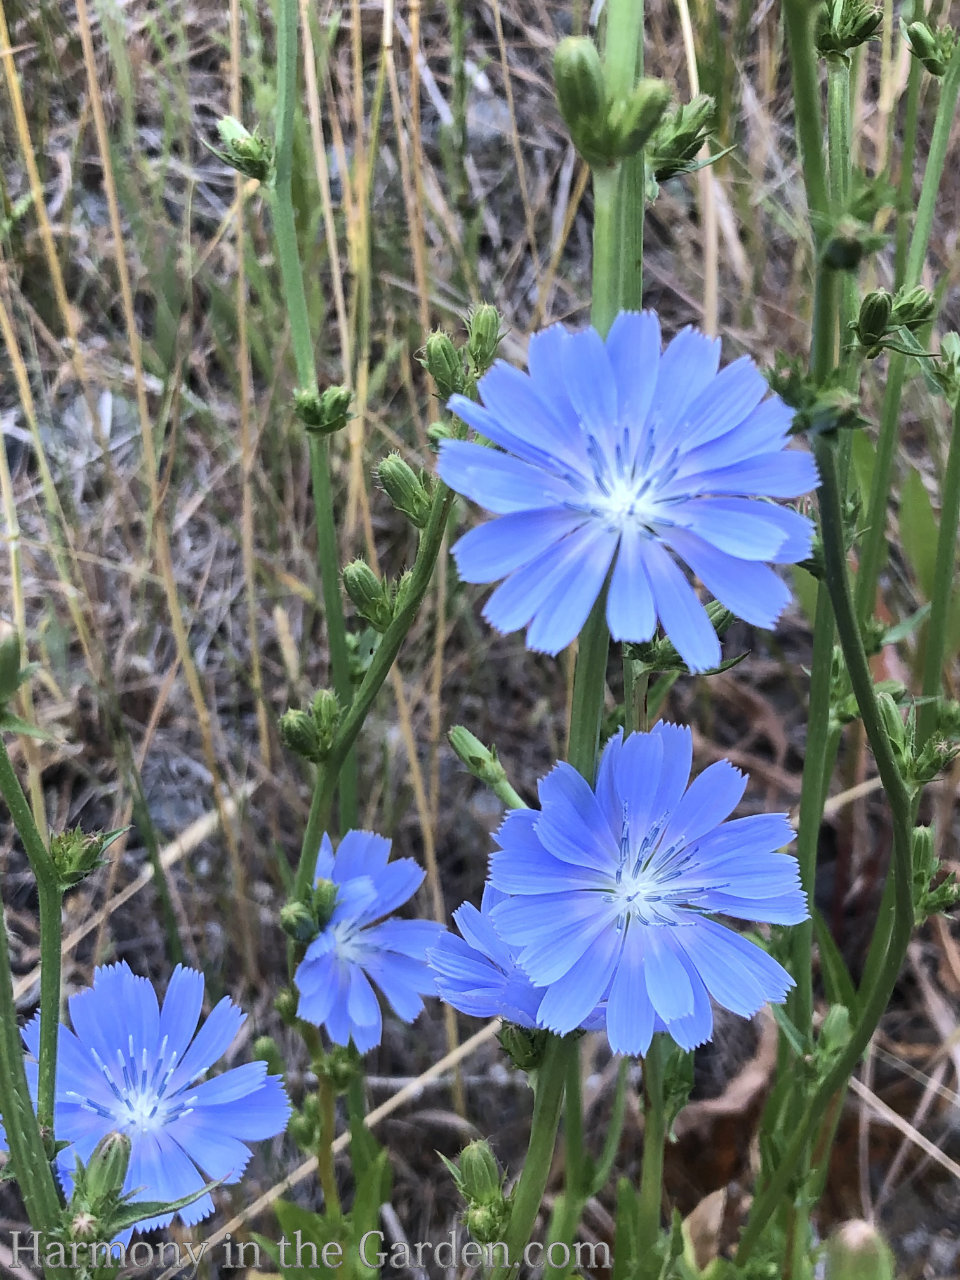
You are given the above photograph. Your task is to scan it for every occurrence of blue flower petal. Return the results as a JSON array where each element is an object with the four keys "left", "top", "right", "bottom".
[
  {"left": 535, "top": 762, "right": 620, "bottom": 872},
  {"left": 605, "top": 928, "right": 656, "bottom": 1057},
  {"left": 452, "top": 509, "right": 589, "bottom": 584},
  {"left": 643, "top": 928, "right": 695, "bottom": 1022},
  {"left": 158, "top": 965, "right": 205, "bottom": 1060},
  {"left": 332, "top": 829, "right": 393, "bottom": 882},
  {"left": 168, "top": 997, "right": 245, "bottom": 1092},
  {"left": 648, "top": 327, "right": 721, "bottom": 429},
  {"left": 605, "top": 311, "right": 661, "bottom": 445},
  {"left": 562, "top": 326, "right": 617, "bottom": 440},
  {"left": 681, "top": 357, "right": 769, "bottom": 450},
  {"left": 667, "top": 528, "right": 792, "bottom": 629},
  {"left": 469, "top": 362, "right": 586, "bottom": 471},
  {"left": 661, "top": 760, "right": 747, "bottom": 850},
  {"left": 606, "top": 526, "right": 657, "bottom": 643},
  {"left": 535, "top": 929, "right": 621, "bottom": 1033},
  {"left": 523, "top": 524, "right": 621, "bottom": 654},
  {"left": 437, "top": 440, "right": 574, "bottom": 514},
  {"left": 639, "top": 538, "right": 721, "bottom": 672}
]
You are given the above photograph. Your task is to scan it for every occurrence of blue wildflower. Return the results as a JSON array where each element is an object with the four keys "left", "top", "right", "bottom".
[
  {"left": 488, "top": 725, "right": 807, "bottom": 1057},
  {"left": 5, "top": 962, "right": 289, "bottom": 1230},
  {"left": 295, "top": 830, "right": 443, "bottom": 1052},
  {"left": 429, "top": 884, "right": 603, "bottom": 1030},
  {"left": 438, "top": 312, "right": 817, "bottom": 671}
]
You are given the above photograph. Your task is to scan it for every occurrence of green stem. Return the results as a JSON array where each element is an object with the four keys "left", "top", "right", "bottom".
[
  {"left": 591, "top": 168, "right": 622, "bottom": 340},
  {"left": 272, "top": 0, "right": 356, "bottom": 827},
  {"left": 567, "top": 598, "right": 610, "bottom": 782},
  {"left": 918, "top": 393, "right": 960, "bottom": 744},
  {"left": 0, "top": 740, "right": 61, "bottom": 1140},
  {"left": 0, "top": 815, "right": 65, "bottom": 1270},
  {"left": 493, "top": 1035, "right": 577, "bottom": 1280},
  {"left": 316, "top": 1074, "right": 342, "bottom": 1219},
  {"left": 856, "top": 43, "right": 960, "bottom": 623},
  {"left": 781, "top": 0, "right": 829, "bottom": 227},
  {"left": 894, "top": 42, "right": 923, "bottom": 286},
  {"left": 294, "top": 487, "right": 456, "bottom": 900},
  {"left": 636, "top": 1035, "right": 667, "bottom": 1270},
  {"left": 603, "top": 0, "right": 644, "bottom": 316},
  {"left": 738, "top": 439, "right": 915, "bottom": 1264}
]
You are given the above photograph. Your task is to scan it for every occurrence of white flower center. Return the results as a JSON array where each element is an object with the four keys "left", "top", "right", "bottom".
[{"left": 67, "top": 1034, "right": 195, "bottom": 1134}]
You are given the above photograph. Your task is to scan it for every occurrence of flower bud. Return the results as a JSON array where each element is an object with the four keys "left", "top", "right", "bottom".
[
  {"left": 85, "top": 1132, "right": 131, "bottom": 1204},
  {"left": 497, "top": 1023, "right": 550, "bottom": 1072},
  {"left": 647, "top": 95, "right": 714, "bottom": 182},
  {"left": 342, "top": 560, "right": 394, "bottom": 632},
  {"left": 891, "top": 284, "right": 935, "bottom": 332},
  {"left": 294, "top": 384, "right": 353, "bottom": 435},
  {"left": 210, "top": 115, "right": 272, "bottom": 181},
  {"left": 904, "top": 21, "right": 954, "bottom": 76},
  {"left": 816, "top": 0, "right": 882, "bottom": 56},
  {"left": 821, "top": 216, "right": 886, "bottom": 270},
  {"left": 280, "top": 901, "right": 319, "bottom": 943},
  {"left": 378, "top": 453, "right": 432, "bottom": 528},
  {"left": 288, "top": 1110, "right": 317, "bottom": 1150},
  {"left": 466, "top": 1200, "right": 511, "bottom": 1245},
  {"left": 553, "top": 36, "right": 606, "bottom": 139},
  {"left": 70, "top": 1211, "right": 99, "bottom": 1241},
  {"left": 825, "top": 1220, "right": 894, "bottom": 1280},
  {"left": 876, "top": 692, "right": 907, "bottom": 764},
  {"left": 459, "top": 1141, "right": 502, "bottom": 1204},
  {"left": 311, "top": 877, "right": 339, "bottom": 929},
  {"left": 422, "top": 331, "right": 465, "bottom": 399},
  {"left": 278, "top": 708, "right": 323, "bottom": 763},
  {"left": 466, "top": 304, "right": 505, "bottom": 377},
  {"left": 855, "top": 289, "right": 892, "bottom": 351},
  {"left": 311, "top": 688, "right": 342, "bottom": 756},
  {"left": 51, "top": 826, "right": 122, "bottom": 890},
  {"left": 274, "top": 987, "right": 299, "bottom": 1025},
  {"left": 253, "top": 1036, "right": 285, "bottom": 1078},
  {"left": 610, "top": 79, "right": 672, "bottom": 160}
]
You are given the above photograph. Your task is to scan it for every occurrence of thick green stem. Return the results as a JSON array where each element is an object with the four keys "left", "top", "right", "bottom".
[
  {"left": 316, "top": 1074, "right": 342, "bottom": 1220},
  {"left": 894, "top": 51, "right": 923, "bottom": 287},
  {"left": 0, "top": 740, "right": 61, "bottom": 1140},
  {"left": 918, "top": 394, "right": 960, "bottom": 744},
  {"left": 294, "top": 488, "right": 456, "bottom": 899},
  {"left": 591, "top": 168, "right": 622, "bottom": 340},
  {"left": 738, "top": 440, "right": 915, "bottom": 1264},
  {"left": 272, "top": 0, "right": 356, "bottom": 827},
  {"left": 636, "top": 1035, "right": 667, "bottom": 1270},
  {"left": 782, "top": 0, "right": 829, "bottom": 227},
  {"left": 493, "top": 1035, "right": 578, "bottom": 1280},
  {"left": 856, "top": 44, "right": 960, "bottom": 623}
]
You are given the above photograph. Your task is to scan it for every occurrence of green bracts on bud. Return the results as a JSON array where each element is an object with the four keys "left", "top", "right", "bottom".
[
  {"left": 280, "top": 901, "right": 318, "bottom": 943},
  {"left": 816, "top": 0, "right": 882, "bottom": 57},
  {"left": 458, "top": 1141, "right": 502, "bottom": 1205},
  {"left": 279, "top": 689, "right": 341, "bottom": 763},
  {"left": 85, "top": 1132, "right": 132, "bottom": 1204},
  {"left": 553, "top": 37, "right": 606, "bottom": 136},
  {"left": 904, "top": 20, "right": 956, "bottom": 76},
  {"left": 466, "top": 304, "right": 506, "bottom": 379},
  {"left": 422, "top": 331, "right": 466, "bottom": 399},
  {"left": 554, "top": 37, "right": 670, "bottom": 168},
  {"left": 343, "top": 560, "right": 394, "bottom": 632},
  {"left": 855, "top": 290, "right": 892, "bottom": 352},
  {"left": 294, "top": 384, "right": 353, "bottom": 435},
  {"left": 252, "top": 1036, "right": 285, "bottom": 1078},
  {"left": 825, "top": 1221, "right": 895, "bottom": 1280},
  {"left": 647, "top": 95, "right": 715, "bottom": 182},
  {"left": 891, "top": 285, "right": 935, "bottom": 332},
  {"left": 821, "top": 216, "right": 887, "bottom": 271},
  {"left": 208, "top": 115, "right": 273, "bottom": 181},
  {"left": 378, "top": 453, "right": 432, "bottom": 528}
]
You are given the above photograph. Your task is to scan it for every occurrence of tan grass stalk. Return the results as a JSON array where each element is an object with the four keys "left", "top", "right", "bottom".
[
  {"left": 71, "top": 0, "right": 257, "bottom": 979},
  {"left": 675, "top": 0, "right": 719, "bottom": 335}
]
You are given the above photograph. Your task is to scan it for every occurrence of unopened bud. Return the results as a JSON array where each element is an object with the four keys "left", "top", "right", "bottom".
[
  {"left": 210, "top": 115, "right": 272, "bottom": 181},
  {"left": 610, "top": 79, "right": 672, "bottom": 160},
  {"left": 311, "top": 877, "right": 339, "bottom": 929},
  {"left": 825, "top": 1220, "right": 895, "bottom": 1280},
  {"left": 553, "top": 37, "right": 606, "bottom": 138},
  {"left": 497, "top": 1023, "right": 550, "bottom": 1073},
  {"left": 311, "top": 689, "right": 341, "bottom": 754},
  {"left": 253, "top": 1036, "right": 285, "bottom": 1078},
  {"left": 278, "top": 708, "right": 322, "bottom": 763},
  {"left": 904, "top": 21, "right": 955, "bottom": 76},
  {"left": 378, "top": 453, "right": 432, "bottom": 528},
  {"left": 51, "top": 826, "right": 122, "bottom": 890},
  {"left": 816, "top": 0, "right": 882, "bottom": 56},
  {"left": 280, "top": 901, "right": 318, "bottom": 943},
  {"left": 647, "top": 95, "right": 714, "bottom": 182},
  {"left": 294, "top": 385, "right": 353, "bottom": 435},
  {"left": 85, "top": 1132, "right": 131, "bottom": 1204},
  {"left": 459, "top": 1141, "right": 502, "bottom": 1204},
  {"left": 466, "top": 304, "right": 505, "bottom": 377},
  {"left": 891, "top": 284, "right": 935, "bottom": 331},
  {"left": 856, "top": 290, "right": 892, "bottom": 351},
  {"left": 343, "top": 560, "right": 393, "bottom": 632},
  {"left": 422, "top": 331, "right": 465, "bottom": 399},
  {"left": 274, "top": 988, "right": 299, "bottom": 1025}
]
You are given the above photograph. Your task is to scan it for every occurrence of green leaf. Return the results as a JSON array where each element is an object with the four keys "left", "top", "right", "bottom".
[
  {"left": 813, "top": 907, "right": 859, "bottom": 1011},
  {"left": 900, "top": 465, "right": 938, "bottom": 596},
  {"left": 790, "top": 565, "right": 819, "bottom": 627},
  {"left": 107, "top": 1178, "right": 224, "bottom": 1233}
]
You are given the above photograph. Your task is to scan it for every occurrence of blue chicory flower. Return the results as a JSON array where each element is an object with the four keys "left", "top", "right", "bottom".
[
  {"left": 1, "top": 962, "right": 289, "bottom": 1231},
  {"left": 428, "top": 883, "right": 603, "bottom": 1031},
  {"left": 488, "top": 724, "right": 808, "bottom": 1057},
  {"left": 295, "top": 830, "right": 443, "bottom": 1052},
  {"left": 437, "top": 312, "right": 818, "bottom": 671}
]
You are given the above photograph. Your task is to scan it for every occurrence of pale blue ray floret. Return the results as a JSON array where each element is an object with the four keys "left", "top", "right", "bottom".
[
  {"left": 294, "top": 830, "right": 444, "bottom": 1052},
  {"left": 437, "top": 311, "right": 818, "bottom": 671},
  {"left": 487, "top": 723, "right": 808, "bottom": 1057},
  {"left": 0, "top": 962, "right": 290, "bottom": 1232}
]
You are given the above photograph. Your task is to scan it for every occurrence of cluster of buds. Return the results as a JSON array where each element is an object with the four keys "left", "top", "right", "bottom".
[
  {"left": 420, "top": 304, "right": 506, "bottom": 402},
  {"left": 278, "top": 689, "right": 341, "bottom": 763},
  {"left": 553, "top": 37, "right": 670, "bottom": 169},
  {"left": 928, "top": 331, "right": 960, "bottom": 406},
  {"left": 342, "top": 560, "right": 412, "bottom": 633},
  {"left": 877, "top": 692, "right": 960, "bottom": 792},
  {"left": 623, "top": 602, "right": 736, "bottom": 674},
  {"left": 294, "top": 384, "right": 353, "bottom": 436},
  {"left": 280, "top": 875, "right": 338, "bottom": 945},
  {"left": 904, "top": 19, "right": 957, "bottom": 77},
  {"left": 644, "top": 95, "right": 715, "bottom": 186},
  {"left": 206, "top": 116, "right": 273, "bottom": 182},
  {"left": 51, "top": 825, "right": 125, "bottom": 891},
  {"left": 768, "top": 357, "right": 866, "bottom": 438},
  {"left": 853, "top": 286, "right": 935, "bottom": 357},
  {"left": 911, "top": 826, "right": 960, "bottom": 924},
  {"left": 816, "top": 0, "right": 882, "bottom": 57},
  {"left": 53, "top": 1132, "right": 137, "bottom": 1246},
  {"left": 440, "top": 1142, "right": 511, "bottom": 1245}
]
